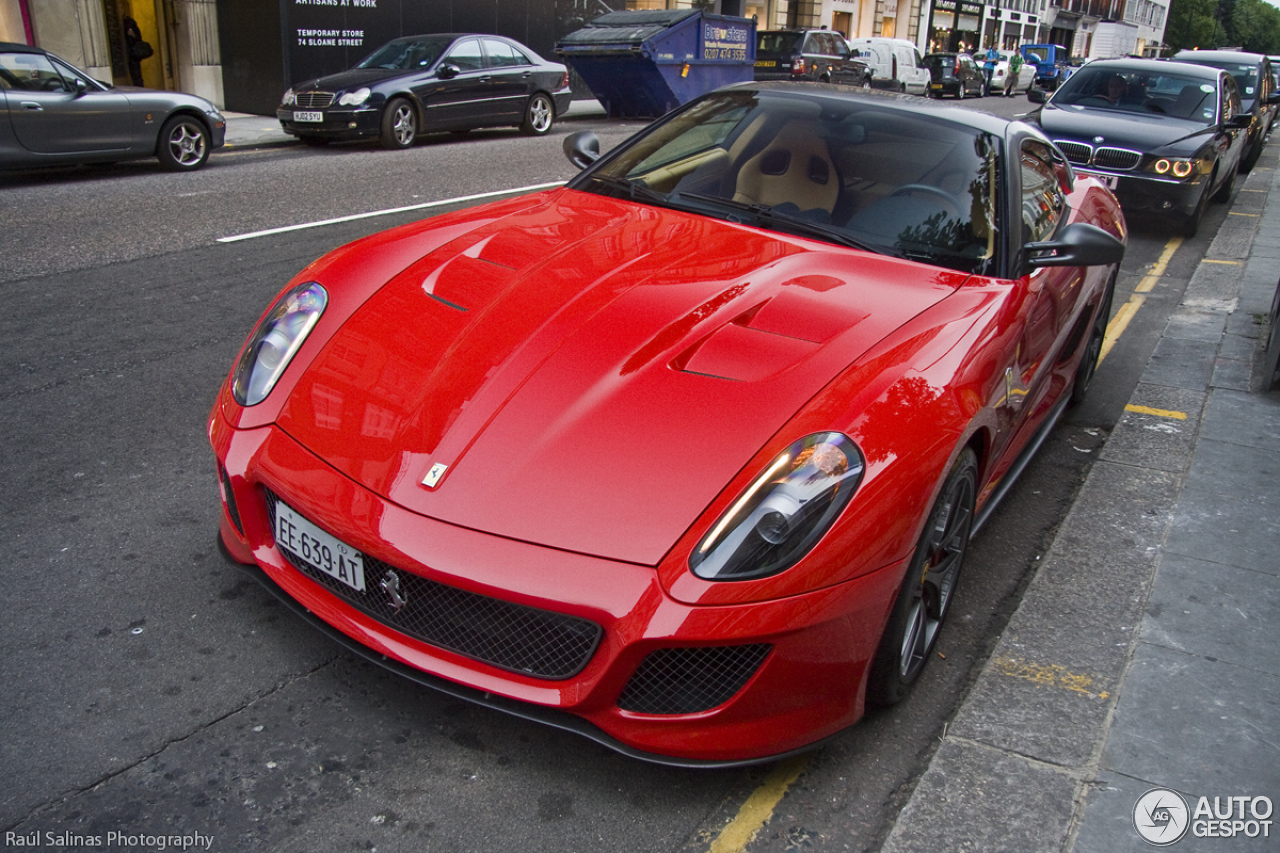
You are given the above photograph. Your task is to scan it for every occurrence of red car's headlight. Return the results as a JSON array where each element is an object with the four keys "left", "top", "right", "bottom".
[
  {"left": 231, "top": 282, "right": 327, "bottom": 406},
  {"left": 690, "top": 432, "right": 866, "bottom": 581}
]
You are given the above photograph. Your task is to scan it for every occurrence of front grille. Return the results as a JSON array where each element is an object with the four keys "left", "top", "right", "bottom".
[
  {"left": 617, "top": 645, "right": 772, "bottom": 714},
  {"left": 293, "top": 91, "right": 334, "bottom": 109},
  {"left": 1094, "top": 147, "right": 1141, "bottom": 170},
  {"left": 1054, "top": 140, "right": 1092, "bottom": 165},
  {"left": 265, "top": 491, "right": 602, "bottom": 680}
]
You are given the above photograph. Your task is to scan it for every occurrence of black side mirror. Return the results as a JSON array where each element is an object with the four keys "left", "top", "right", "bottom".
[
  {"left": 437, "top": 64, "right": 461, "bottom": 79},
  {"left": 1228, "top": 113, "right": 1254, "bottom": 129},
  {"left": 1024, "top": 222, "right": 1125, "bottom": 272},
  {"left": 1027, "top": 87, "right": 1047, "bottom": 104},
  {"left": 563, "top": 131, "right": 600, "bottom": 170},
  {"left": 1267, "top": 92, "right": 1280, "bottom": 105}
]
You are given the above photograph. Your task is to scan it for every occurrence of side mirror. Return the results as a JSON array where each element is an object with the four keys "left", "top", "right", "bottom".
[
  {"left": 563, "top": 130, "right": 600, "bottom": 170},
  {"left": 1027, "top": 87, "right": 1047, "bottom": 104},
  {"left": 1228, "top": 113, "right": 1254, "bottom": 129},
  {"left": 1024, "top": 222, "right": 1125, "bottom": 272},
  {"left": 437, "top": 63, "right": 461, "bottom": 79},
  {"left": 1267, "top": 92, "right": 1280, "bottom": 105},
  {"left": 73, "top": 78, "right": 87, "bottom": 96}
]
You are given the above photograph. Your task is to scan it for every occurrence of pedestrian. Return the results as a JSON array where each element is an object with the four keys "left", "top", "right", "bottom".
[
  {"left": 1007, "top": 49, "right": 1023, "bottom": 96},
  {"left": 983, "top": 44, "right": 999, "bottom": 96},
  {"left": 123, "top": 15, "right": 152, "bottom": 87}
]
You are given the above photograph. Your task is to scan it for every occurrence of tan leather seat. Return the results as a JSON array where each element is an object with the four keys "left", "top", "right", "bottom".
[{"left": 733, "top": 121, "right": 839, "bottom": 217}]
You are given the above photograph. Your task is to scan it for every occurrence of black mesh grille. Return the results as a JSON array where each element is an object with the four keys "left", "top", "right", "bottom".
[
  {"left": 1094, "top": 147, "right": 1141, "bottom": 170},
  {"left": 617, "top": 645, "right": 772, "bottom": 714},
  {"left": 294, "top": 91, "right": 335, "bottom": 108},
  {"left": 1054, "top": 140, "right": 1092, "bottom": 165},
  {"left": 219, "top": 463, "right": 244, "bottom": 536},
  {"left": 265, "top": 491, "right": 602, "bottom": 680}
]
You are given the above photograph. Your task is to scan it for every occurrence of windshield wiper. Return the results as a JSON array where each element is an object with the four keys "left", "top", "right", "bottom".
[
  {"left": 672, "top": 192, "right": 879, "bottom": 253},
  {"left": 586, "top": 174, "right": 670, "bottom": 206}
]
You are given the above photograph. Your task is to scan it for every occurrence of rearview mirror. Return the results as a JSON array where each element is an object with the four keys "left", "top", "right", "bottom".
[
  {"left": 1024, "top": 222, "right": 1125, "bottom": 272},
  {"left": 563, "top": 131, "right": 600, "bottom": 170}
]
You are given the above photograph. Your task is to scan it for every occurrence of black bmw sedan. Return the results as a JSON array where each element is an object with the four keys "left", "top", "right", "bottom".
[
  {"left": 278, "top": 34, "right": 573, "bottom": 149},
  {"left": 1027, "top": 57, "right": 1252, "bottom": 236}
]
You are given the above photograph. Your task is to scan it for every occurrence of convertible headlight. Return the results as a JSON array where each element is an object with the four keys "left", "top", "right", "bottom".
[
  {"left": 338, "top": 87, "right": 371, "bottom": 106},
  {"left": 231, "top": 282, "right": 327, "bottom": 406},
  {"left": 690, "top": 433, "right": 865, "bottom": 581},
  {"left": 281, "top": 88, "right": 296, "bottom": 107}
]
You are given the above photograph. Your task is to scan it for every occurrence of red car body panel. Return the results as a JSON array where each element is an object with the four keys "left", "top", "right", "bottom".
[{"left": 212, "top": 155, "right": 1124, "bottom": 762}]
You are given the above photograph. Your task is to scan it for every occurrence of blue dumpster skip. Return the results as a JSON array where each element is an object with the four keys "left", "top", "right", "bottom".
[{"left": 556, "top": 10, "right": 755, "bottom": 119}]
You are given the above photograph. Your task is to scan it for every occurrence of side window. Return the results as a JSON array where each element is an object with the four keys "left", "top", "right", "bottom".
[
  {"left": 483, "top": 39, "right": 530, "bottom": 68},
  {"left": 444, "top": 39, "right": 483, "bottom": 72},
  {"left": 0, "top": 50, "right": 64, "bottom": 92},
  {"left": 1020, "top": 140, "right": 1067, "bottom": 244}
]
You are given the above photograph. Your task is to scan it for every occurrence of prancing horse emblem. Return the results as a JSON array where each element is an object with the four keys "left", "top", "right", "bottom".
[
  {"left": 380, "top": 570, "right": 408, "bottom": 613},
  {"left": 422, "top": 462, "right": 448, "bottom": 488}
]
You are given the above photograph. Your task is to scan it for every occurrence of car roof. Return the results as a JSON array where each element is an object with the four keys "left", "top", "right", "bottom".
[
  {"left": 1175, "top": 48, "right": 1269, "bottom": 65},
  {"left": 0, "top": 41, "right": 46, "bottom": 55},
  {"left": 1082, "top": 56, "right": 1224, "bottom": 80}
]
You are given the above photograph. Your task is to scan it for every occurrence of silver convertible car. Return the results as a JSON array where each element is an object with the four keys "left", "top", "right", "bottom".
[{"left": 1, "top": 41, "right": 226, "bottom": 172}]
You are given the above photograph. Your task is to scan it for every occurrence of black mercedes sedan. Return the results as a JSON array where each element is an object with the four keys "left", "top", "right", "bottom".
[
  {"left": 278, "top": 34, "right": 573, "bottom": 149},
  {"left": 1, "top": 41, "right": 225, "bottom": 172},
  {"left": 1027, "top": 57, "right": 1251, "bottom": 236}
]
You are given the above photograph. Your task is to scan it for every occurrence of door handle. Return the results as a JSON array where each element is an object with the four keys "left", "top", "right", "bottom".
[{"left": 21, "top": 101, "right": 43, "bottom": 111}]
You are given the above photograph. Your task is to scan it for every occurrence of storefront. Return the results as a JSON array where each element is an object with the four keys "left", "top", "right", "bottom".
[{"left": 927, "top": 0, "right": 983, "bottom": 52}]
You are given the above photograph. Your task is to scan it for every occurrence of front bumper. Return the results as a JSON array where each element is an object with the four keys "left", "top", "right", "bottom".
[
  {"left": 277, "top": 106, "right": 382, "bottom": 141},
  {"left": 1079, "top": 169, "right": 1206, "bottom": 218},
  {"left": 210, "top": 414, "right": 904, "bottom": 765}
]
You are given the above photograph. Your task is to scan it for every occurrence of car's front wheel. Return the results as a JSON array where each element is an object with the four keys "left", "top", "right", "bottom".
[
  {"left": 521, "top": 93, "right": 554, "bottom": 135},
  {"left": 380, "top": 97, "right": 417, "bottom": 149},
  {"left": 867, "top": 448, "right": 977, "bottom": 706},
  {"left": 157, "top": 115, "right": 210, "bottom": 171},
  {"left": 1071, "top": 270, "right": 1116, "bottom": 404}
]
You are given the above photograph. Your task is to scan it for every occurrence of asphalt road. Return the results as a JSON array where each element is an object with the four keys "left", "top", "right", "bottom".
[{"left": 0, "top": 95, "right": 1233, "bottom": 853}]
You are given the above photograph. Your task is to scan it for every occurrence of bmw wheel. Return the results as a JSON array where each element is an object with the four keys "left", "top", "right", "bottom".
[
  {"left": 521, "top": 93, "right": 555, "bottom": 135},
  {"left": 380, "top": 97, "right": 417, "bottom": 150},
  {"left": 156, "top": 115, "right": 210, "bottom": 171},
  {"left": 868, "top": 448, "right": 977, "bottom": 705}
]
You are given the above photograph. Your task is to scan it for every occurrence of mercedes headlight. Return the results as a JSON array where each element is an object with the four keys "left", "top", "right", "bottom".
[
  {"left": 281, "top": 88, "right": 296, "bottom": 107},
  {"left": 690, "top": 433, "right": 865, "bottom": 581},
  {"left": 231, "top": 282, "right": 327, "bottom": 406},
  {"left": 338, "top": 87, "right": 371, "bottom": 106}
]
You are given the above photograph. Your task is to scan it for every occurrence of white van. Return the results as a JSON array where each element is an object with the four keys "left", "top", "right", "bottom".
[{"left": 846, "top": 37, "right": 930, "bottom": 95}]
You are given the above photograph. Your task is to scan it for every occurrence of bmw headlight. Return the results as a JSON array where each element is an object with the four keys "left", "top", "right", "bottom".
[
  {"left": 231, "top": 282, "right": 327, "bottom": 406},
  {"left": 690, "top": 433, "right": 865, "bottom": 581},
  {"left": 1151, "top": 157, "right": 1195, "bottom": 179},
  {"left": 338, "top": 87, "right": 371, "bottom": 106},
  {"left": 281, "top": 88, "right": 296, "bottom": 107}
]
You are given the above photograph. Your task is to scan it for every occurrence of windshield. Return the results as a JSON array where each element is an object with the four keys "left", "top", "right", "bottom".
[
  {"left": 1183, "top": 58, "right": 1260, "bottom": 107},
  {"left": 574, "top": 90, "right": 1002, "bottom": 275},
  {"left": 925, "top": 55, "right": 956, "bottom": 70},
  {"left": 1053, "top": 66, "right": 1220, "bottom": 122},
  {"left": 357, "top": 37, "right": 451, "bottom": 71}
]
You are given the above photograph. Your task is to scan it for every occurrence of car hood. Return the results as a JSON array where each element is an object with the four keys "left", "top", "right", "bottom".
[
  {"left": 275, "top": 190, "right": 963, "bottom": 565},
  {"left": 292, "top": 67, "right": 412, "bottom": 93},
  {"left": 1036, "top": 104, "right": 1214, "bottom": 150}
]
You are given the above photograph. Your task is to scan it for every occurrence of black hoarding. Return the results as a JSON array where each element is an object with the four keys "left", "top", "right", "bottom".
[{"left": 218, "top": 0, "right": 622, "bottom": 115}]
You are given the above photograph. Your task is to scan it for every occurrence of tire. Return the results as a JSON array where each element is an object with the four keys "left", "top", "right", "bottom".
[
  {"left": 867, "top": 448, "right": 977, "bottom": 707},
  {"left": 1212, "top": 163, "right": 1236, "bottom": 203},
  {"left": 156, "top": 115, "right": 210, "bottom": 171},
  {"left": 1071, "top": 270, "right": 1116, "bottom": 404},
  {"left": 380, "top": 97, "right": 417, "bottom": 150},
  {"left": 520, "top": 93, "right": 554, "bottom": 135},
  {"left": 1182, "top": 176, "right": 1211, "bottom": 237}
]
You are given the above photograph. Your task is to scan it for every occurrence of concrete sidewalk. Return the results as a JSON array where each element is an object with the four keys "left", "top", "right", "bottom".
[
  {"left": 882, "top": 147, "right": 1280, "bottom": 850},
  {"left": 220, "top": 99, "right": 607, "bottom": 149}
]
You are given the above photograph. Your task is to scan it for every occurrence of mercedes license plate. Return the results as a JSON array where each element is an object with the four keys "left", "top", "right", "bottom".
[
  {"left": 293, "top": 110, "right": 323, "bottom": 123},
  {"left": 274, "top": 501, "right": 366, "bottom": 592}
]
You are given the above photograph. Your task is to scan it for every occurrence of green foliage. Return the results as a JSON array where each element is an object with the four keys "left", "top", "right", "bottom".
[{"left": 1164, "top": 0, "right": 1280, "bottom": 54}]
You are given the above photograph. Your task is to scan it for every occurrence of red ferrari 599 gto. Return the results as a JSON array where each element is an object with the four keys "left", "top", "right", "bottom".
[{"left": 210, "top": 82, "right": 1126, "bottom": 766}]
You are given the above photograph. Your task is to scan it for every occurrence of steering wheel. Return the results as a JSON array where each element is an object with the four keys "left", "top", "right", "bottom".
[
  {"left": 889, "top": 183, "right": 961, "bottom": 217},
  {"left": 42, "top": 77, "right": 67, "bottom": 91}
]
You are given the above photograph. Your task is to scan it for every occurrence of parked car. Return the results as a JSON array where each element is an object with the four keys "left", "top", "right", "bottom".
[
  {"left": 754, "top": 29, "right": 872, "bottom": 87},
  {"left": 1173, "top": 49, "right": 1280, "bottom": 172},
  {"left": 922, "top": 52, "right": 986, "bottom": 98},
  {"left": 847, "top": 37, "right": 930, "bottom": 94},
  {"left": 1027, "top": 57, "right": 1251, "bottom": 236},
  {"left": 991, "top": 50, "right": 1034, "bottom": 95},
  {"left": 277, "top": 33, "right": 572, "bottom": 149},
  {"left": 0, "top": 41, "right": 225, "bottom": 172},
  {"left": 212, "top": 81, "right": 1125, "bottom": 765},
  {"left": 1022, "top": 43, "right": 1071, "bottom": 91}
]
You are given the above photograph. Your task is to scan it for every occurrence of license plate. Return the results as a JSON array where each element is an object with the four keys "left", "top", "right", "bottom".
[
  {"left": 931, "top": 83, "right": 943, "bottom": 89},
  {"left": 1078, "top": 170, "right": 1118, "bottom": 189},
  {"left": 755, "top": 60, "right": 776, "bottom": 67},
  {"left": 292, "top": 110, "right": 323, "bottom": 123},
  {"left": 274, "top": 501, "right": 367, "bottom": 592}
]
